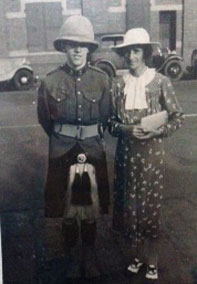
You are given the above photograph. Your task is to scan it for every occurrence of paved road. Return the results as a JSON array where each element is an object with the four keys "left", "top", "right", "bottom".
[
  {"left": 42, "top": 80, "right": 197, "bottom": 284},
  {"left": 1, "top": 80, "right": 197, "bottom": 284}
]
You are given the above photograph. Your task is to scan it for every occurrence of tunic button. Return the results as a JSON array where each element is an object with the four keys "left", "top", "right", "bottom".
[
  {"left": 77, "top": 91, "right": 81, "bottom": 95},
  {"left": 78, "top": 105, "right": 82, "bottom": 108},
  {"left": 57, "top": 98, "right": 61, "bottom": 102},
  {"left": 78, "top": 117, "right": 81, "bottom": 121},
  {"left": 92, "top": 99, "right": 96, "bottom": 103},
  {"left": 77, "top": 78, "right": 81, "bottom": 82}
]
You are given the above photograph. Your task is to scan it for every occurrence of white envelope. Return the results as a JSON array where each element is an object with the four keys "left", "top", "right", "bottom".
[{"left": 141, "top": 110, "right": 168, "bottom": 131}]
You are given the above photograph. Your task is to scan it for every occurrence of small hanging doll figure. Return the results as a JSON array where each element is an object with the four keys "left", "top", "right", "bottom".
[{"left": 62, "top": 153, "right": 100, "bottom": 278}]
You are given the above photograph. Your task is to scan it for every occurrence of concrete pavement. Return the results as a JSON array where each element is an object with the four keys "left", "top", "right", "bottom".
[
  {"left": 43, "top": 80, "right": 197, "bottom": 284},
  {"left": 1, "top": 80, "right": 197, "bottom": 283}
]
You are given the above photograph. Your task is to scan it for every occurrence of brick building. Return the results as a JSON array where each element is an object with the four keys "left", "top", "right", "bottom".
[{"left": 0, "top": 0, "right": 196, "bottom": 72}]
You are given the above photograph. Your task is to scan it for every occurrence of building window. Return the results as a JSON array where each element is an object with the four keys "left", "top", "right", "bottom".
[
  {"left": 159, "top": 11, "right": 176, "bottom": 51},
  {"left": 108, "top": 0, "right": 122, "bottom": 6},
  {"left": 25, "top": 2, "right": 63, "bottom": 52},
  {"left": 6, "top": 0, "right": 21, "bottom": 13},
  {"left": 67, "top": 0, "right": 81, "bottom": 9}
]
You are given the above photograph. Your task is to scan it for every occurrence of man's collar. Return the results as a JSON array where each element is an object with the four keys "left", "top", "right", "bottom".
[{"left": 62, "top": 63, "right": 89, "bottom": 76}]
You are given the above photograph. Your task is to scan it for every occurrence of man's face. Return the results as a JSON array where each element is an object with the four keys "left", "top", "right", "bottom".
[{"left": 65, "top": 42, "right": 89, "bottom": 70}]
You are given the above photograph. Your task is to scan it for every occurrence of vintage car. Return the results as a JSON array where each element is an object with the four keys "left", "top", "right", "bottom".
[
  {"left": 0, "top": 58, "right": 34, "bottom": 91},
  {"left": 91, "top": 34, "right": 184, "bottom": 81},
  {"left": 151, "top": 47, "right": 184, "bottom": 81},
  {"left": 90, "top": 34, "right": 127, "bottom": 78}
]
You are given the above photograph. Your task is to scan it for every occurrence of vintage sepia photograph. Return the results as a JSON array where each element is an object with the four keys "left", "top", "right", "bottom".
[{"left": 0, "top": 0, "right": 197, "bottom": 283}]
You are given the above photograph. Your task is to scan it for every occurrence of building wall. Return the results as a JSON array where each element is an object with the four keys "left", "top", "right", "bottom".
[
  {"left": 0, "top": 0, "right": 8, "bottom": 57},
  {"left": 183, "top": 0, "right": 197, "bottom": 66},
  {"left": 2, "top": 0, "right": 127, "bottom": 56},
  {"left": 126, "top": 0, "right": 150, "bottom": 31},
  {"left": 150, "top": 0, "right": 183, "bottom": 56},
  {"left": 0, "top": 0, "right": 196, "bottom": 69},
  {"left": 7, "top": 18, "right": 27, "bottom": 52},
  {"left": 83, "top": 0, "right": 126, "bottom": 35},
  {"left": 4, "top": 0, "right": 80, "bottom": 57},
  {"left": 155, "top": 0, "right": 182, "bottom": 5}
]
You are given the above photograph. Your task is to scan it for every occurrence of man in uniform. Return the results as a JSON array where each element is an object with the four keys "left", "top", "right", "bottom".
[{"left": 37, "top": 15, "right": 111, "bottom": 278}]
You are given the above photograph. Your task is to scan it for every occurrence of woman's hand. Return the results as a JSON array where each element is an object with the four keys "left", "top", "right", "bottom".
[
  {"left": 132, "top": 125, "right": 147, "bottom": 139},
  {"left": 120, "top": 124, "right": 163, "bottom": 139},
  {"left": 122, "top": 124, "right": 148, "bottom": 139},
  {"left": 132, "top": 125, "right": 162, "bottom": 140},
  {"left": 139, "top": 127, "right": 163, "bottom": 140}
]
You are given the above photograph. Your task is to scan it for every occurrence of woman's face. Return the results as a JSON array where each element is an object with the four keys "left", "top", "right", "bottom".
[{"left": 125, "top": 46, "right": 145, "bottom": 73}]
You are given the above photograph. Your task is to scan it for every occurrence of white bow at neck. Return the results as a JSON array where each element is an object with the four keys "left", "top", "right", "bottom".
[{"left": 123, "top": 68, "right": 156, "bottom": 110}]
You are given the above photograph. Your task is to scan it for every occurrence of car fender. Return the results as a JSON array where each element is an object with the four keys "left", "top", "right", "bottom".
[
  {"left": 163, "top": 55, "right": 183, "bottom": 65},
  {"left": 93, "top": 59, "right": 116, "bottom": 76},
  {"left": 157, "top": 55, "right": 183, "bottom": 72},
  {"left": 0, "top": 65, "right": 33, "bottom": 82}
]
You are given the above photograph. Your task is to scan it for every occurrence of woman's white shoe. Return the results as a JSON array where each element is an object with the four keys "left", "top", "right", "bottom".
[
  {"left": 127, "top": 258, "right": 144, "bottom": 274},
  {"left": 145, "top": 265, "right": 158, "bottom": 280}
]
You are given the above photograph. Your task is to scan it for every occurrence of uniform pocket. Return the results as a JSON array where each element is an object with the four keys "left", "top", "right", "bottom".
[
  {"left": 48, "top": 88, "right": 69, "bottom": 120},
  {"left": 83, "top": 91, "right": 102, "bottom": 120},
  {"left": 55, "top": 85, "right": 69, "bottom": 102}
]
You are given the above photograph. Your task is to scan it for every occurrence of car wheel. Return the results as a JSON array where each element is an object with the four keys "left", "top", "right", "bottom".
[
  {"left": 13, "top": 69, "right": 33, "bottom": 91},
  {"left": 95, "top": 62, "right": 115, "bottom": 79},
  {"left": 164, "top": 60, "right": 184, "bottom": 81}
]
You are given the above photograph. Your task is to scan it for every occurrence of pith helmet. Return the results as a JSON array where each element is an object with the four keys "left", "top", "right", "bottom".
[
  {"left": 54, "top": 15, "right": 99, "bottom": 53},
  {"left": 112, "top": 28, "right": 160, "bottom": 54}
]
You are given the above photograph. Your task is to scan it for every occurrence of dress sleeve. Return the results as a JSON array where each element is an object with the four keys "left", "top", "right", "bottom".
[
  {"left": 108, "top": 80, "right": 125, "bottom": 137},
  {"left": 37, "top": 80, "right": 53, "bottom": 136},
  {"left": 160, "top": 76, "right": 184, "bottom": 137}
]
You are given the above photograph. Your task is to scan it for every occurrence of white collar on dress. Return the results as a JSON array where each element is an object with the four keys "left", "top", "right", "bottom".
[{"left": 123, "top": 68, "right": 156, "bottom": 110}]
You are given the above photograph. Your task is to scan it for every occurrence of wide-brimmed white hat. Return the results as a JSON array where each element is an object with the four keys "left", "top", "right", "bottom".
[{"left": 112, "top": 28, "right": 160, "bottom": 53}]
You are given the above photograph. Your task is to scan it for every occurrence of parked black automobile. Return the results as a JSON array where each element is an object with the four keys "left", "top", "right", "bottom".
[
  {"left": 91, "top": 34, "right": 184, "bottom": 81},
  {"left": 151, "top": 47, "right": 184, "bottom": 81},
  {"left": 0, "top": 58, "right": 34, "bottom": 91}
]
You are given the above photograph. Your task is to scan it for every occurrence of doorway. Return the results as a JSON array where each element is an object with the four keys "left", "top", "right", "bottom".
[{"left": 159, "top": 11, "right": 176, "bottom": 51}]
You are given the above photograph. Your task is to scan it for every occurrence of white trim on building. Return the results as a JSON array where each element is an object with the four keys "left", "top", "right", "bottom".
[
  {"left": 151, "top": 4, "right": 182, "bottom": 11},
  {"left": 59, "top": 0, "right": 81, "bottom": 15},
  {"left": 108, "top": 0, "right": 126, "bottom": 13},
  {"left": 6, "top": 12, "right": 25, "bottom": 19},
  {"left": 176, "top": 40, "right": 182, "bottom": 48},
  {"left": 6, "top": 0, "right": 82, "bottom": 19},
  {"left": 9, "top": 50, "right": 61, "bottom": 57},
  {"left": 9, "top": 50, "right": 29, "bottom": 57}
]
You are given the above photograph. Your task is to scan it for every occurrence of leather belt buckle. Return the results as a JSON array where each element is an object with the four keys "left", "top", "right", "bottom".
[
  {"left": 76, "top": 125, "right": 84, "bottom": 140},
  {"left": 54, "top": 123, "right": 62, "bottom": 133}
]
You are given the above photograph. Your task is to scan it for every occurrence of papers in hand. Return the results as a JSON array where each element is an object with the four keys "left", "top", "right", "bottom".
[{"left": 141, "top": 110, "right": 168, "bottom": 131}]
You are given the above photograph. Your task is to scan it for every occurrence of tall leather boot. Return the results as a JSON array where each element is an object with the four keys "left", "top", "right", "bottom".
[{"left": 81, "top": 220, "right": 100, "bottom": 279}]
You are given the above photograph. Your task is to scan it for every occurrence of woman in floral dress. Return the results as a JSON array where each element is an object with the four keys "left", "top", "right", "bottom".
[{"left": 109, "top": 28, "right": 184, "bottom": 280}]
